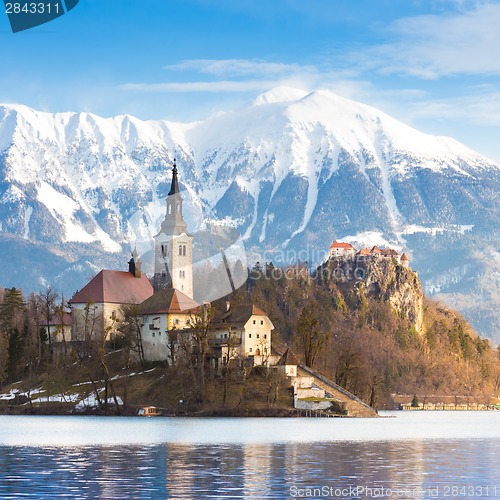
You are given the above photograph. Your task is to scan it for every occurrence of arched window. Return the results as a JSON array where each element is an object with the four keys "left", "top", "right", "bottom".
[
  {"left": 182, "top": 245, "right": 186, "bottom": 256},
  {"left": 176, "top": 204, "right": 180, "bottom": 214},
  {"left": 179, "top": 245, "right": 183, "bottom": 256},
  {"left": 168, "top": 204, "right": 172, "bottom": 215}
]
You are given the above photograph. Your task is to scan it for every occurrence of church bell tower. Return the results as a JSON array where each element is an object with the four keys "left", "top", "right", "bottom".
[{"left": 153, "top": 159, "right": 194, "bottom": 298}]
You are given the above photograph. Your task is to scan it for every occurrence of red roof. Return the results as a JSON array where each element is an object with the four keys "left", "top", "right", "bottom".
[
  {"left": 214, "top": 304, "right": 268, "bottom": 328},
  {"left": 69, "top": 270, "right": 153, "bottom": 305},
  {"left": 357, "top": 248, "right": 370, "bottom": 256},
  {"left": 48, "top": 313, "right": 72, "bottom": 326},
  {"left": 401, "top": 253, "right": 409, "bottom": 261},
  {"left": 330, "top": 240, "right": 355, "bottom": 250},
  {"left": 137, "top": 288, "right": 200, "bottom": 315},
  {"left": 370, "top": 246, "right": 381, "bottom": 254}
]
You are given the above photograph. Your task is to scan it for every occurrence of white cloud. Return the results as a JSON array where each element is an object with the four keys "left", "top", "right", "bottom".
[
  {"left": 409, "top": 90, "right": 500, "bottom": 125},
  {"left": 164, "top": 59, "right": 316, "bottom": 77},
  {"left": 122, "top": 57, "right": 373, "bottom": 99},
  {"left": 364, "top": 3, "right": 500, "bottom": 78},
  {"left": 121, "top": 80, "right": 281, "bottom": 93}
]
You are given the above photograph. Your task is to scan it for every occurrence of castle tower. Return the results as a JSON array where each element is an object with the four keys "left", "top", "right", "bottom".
[{"left": 153, "top": 159, "right": 194, "bottom": 298}]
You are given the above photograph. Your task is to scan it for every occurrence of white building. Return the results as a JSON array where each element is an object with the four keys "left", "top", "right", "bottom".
[
  {"left": 153, "top": 159, "right": 194, "bottom": 298},
  {"left": 138, "top": 288, "right": 200, "bottom": 362},
  {"left": 329, "top": 241, "right": 356, "bottom": 257},
  {"left": 212, "top": 303, "right": 274, "bottom": 364}
]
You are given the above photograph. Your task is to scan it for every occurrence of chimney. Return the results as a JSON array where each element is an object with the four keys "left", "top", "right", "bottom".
[
  {"left": 129, "top": 245, "right": 142, "bottom": 277},
  {"left": 128, "top": 257, "right": 136, "bottom": 276}
]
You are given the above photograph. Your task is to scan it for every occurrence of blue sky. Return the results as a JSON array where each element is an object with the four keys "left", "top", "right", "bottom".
[{"left": 1, "top": 0, "right": 500, "bottom": 160}]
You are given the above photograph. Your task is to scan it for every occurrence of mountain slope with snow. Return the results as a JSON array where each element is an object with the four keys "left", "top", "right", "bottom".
[{"left": 0, "top": 88, "right": 498, "bottom": 338}]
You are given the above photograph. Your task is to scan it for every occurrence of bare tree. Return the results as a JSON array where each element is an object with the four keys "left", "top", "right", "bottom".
[
  {"left": 295, "top": 302, "right": 327, "bottom": 368},
  {"left": 38, "top": 287, "right": 58, "bottom": 356},
  {"left": 180, "top": 305, "right": 214, "bottom": 404}
]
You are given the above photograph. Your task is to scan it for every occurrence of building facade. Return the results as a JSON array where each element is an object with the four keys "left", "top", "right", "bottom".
[
  {"left": 153, "top": 159, "right": 194, "bottom": 298},
  {"left": 69, "top": 260, "right": 153, "bottom": 343}
]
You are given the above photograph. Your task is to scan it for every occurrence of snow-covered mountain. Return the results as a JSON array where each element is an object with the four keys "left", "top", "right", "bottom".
[{"left": 0, "top": 87, "right": 498, "bottom": 339}]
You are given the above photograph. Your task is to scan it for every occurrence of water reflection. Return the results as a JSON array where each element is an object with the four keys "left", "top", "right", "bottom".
[
  {"left": 1, "top": 414, "right": 500, "bottom": 498},
  {"left": 5, "top": 440, "right": 496, "bottom": 498}
]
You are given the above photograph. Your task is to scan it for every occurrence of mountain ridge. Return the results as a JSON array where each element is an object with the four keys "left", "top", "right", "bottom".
[{"left": 0, "top": 88, "right": 498, "bottom": 339}]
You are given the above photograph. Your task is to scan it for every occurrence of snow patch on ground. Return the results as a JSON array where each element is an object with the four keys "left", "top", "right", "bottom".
[
  {"left": 75, "top": 394, "right": 124, "bottom": 410},
  {"left": 23, "top": 205, "right": 32, "bottom": 239},
  {"left": 397, "top": 224, "right": 474, "bottom": 236},
  {"left": 342, "top": 231, "right": 402, "bottom": 250}
]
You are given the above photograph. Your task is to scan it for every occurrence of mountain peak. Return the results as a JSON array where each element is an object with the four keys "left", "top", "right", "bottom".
[{"left": 252, "top": 86, "right": 310, "bottom": 106}]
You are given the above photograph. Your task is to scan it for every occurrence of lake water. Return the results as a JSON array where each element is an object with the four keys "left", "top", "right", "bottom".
[{"left": 0, "top": 411, "right": 499, "bottom": 499}]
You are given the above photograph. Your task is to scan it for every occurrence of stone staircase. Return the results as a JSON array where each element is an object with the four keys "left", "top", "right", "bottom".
[{"left": 297, "top": 365, "right": 378, "bottom": 417}]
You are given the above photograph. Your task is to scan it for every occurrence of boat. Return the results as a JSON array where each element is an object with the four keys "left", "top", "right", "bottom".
[{"left": 137, "top": 406, "right": 162, "bottom": 416}]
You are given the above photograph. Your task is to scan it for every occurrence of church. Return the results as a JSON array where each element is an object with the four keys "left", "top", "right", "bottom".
[{"left": 67, "top": 160, "right": 274, "bottom": 365}]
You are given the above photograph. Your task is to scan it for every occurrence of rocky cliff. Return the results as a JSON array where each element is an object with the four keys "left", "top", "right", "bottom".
[{"left": 319, "top": 255, "right": 424, "bottom": 333}]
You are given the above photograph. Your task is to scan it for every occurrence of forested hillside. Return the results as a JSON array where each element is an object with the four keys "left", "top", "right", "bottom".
[
  {"left": 218, "top": 262, "right": 500, "bottom": 408},
  {"left": 0, "top": 258, "right": 499, "bottom": 412}
]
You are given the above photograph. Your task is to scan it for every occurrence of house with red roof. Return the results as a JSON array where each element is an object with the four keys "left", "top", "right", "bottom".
[
  {"left": 329, "top": 241, "right": 357, "bottom": 258},
  {"left": 137, "top": 288, "right": 201, "bottom": 362},
  {"left": 212, "top": 302, "right": 274, "bottom": 364},
  {"left": 69, "top": 255, "right": 154, "bottom": 343},
  {"left": 356, "top": 248, "right": 371, "bottom": 259}
]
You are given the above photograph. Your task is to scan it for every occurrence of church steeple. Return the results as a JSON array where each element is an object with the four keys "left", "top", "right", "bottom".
[
  {"left": 153, "top": 159, "right": 194, "bottom": 298},
  {"left": 160, "top": 159, "right": 188, "bottom": 235},
  {"left": 168, "top": 158, "right": 180, "bottom": 195}
]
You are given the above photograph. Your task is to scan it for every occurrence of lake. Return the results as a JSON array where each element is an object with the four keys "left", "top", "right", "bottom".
[{"left": 0, "top": 411, "right": 499, "bottom": 499}]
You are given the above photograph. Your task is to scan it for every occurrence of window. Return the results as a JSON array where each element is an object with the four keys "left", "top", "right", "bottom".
[
  {"left": 248, "top": 334, "right": 252, "bottom": 338},
  {"left": 183, "top": 245, "right": 186, "bottom": 256},
  {"left": 261, "top": 320, "right": 264, "bottom": 325},
  {"left": 264, "top": 334, "right": 267, "bottom": 339},
  {"left": 253, "top": 320, "right": 256, "bottom": 324},
  {"left": 168, "top": 205, "right": 172, "bottom": 215},
  {"left": 249, "top": 347, "right": 252, "bottom": 353},
  {"left": 175, "top": 319, "right": 180, "bottom": 325},
  {"left": 256, "top": 334, "right": 260, "bottom": 339},
  {"left": 179, "top": 245, "right": 183, "bottom": 256},
  {"left": 152, "top": 332, "right": 155, "bottom": 337}
]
